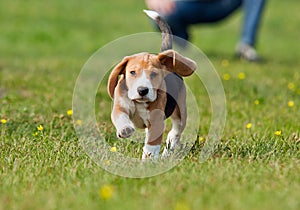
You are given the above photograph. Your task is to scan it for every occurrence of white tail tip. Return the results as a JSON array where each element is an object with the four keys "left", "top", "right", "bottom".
[{"left": 143, "top": 9, "right": 159, "bottom": 20}]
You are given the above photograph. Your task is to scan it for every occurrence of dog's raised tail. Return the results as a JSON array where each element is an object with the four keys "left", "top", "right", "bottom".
[{"left": 143, "top": 10, "right": 172, "bottom": 52}]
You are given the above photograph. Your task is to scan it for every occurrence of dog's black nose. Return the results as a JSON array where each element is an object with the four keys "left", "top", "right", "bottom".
[{"left": 137, "top": 86, "right": 149, "bottom": 96}]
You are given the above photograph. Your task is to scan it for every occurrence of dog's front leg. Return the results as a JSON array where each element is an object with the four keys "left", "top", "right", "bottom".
[
  {"left": 142, "top": 109, "right": 165, "bottom": 160},
  {"left": 111, "top": 99, "right": 135, "bottom": 138}
]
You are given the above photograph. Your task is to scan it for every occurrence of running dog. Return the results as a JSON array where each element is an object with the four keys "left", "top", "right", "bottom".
[{"left": 107, "top": 10, "right": 197, "bottom": 159}]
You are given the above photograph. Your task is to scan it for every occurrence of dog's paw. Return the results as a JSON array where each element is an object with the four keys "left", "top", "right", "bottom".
[
  {"left": 117, "top": 126, "right": 135, "bottom": 138},
  {"left": 142, "top": 144, "right": 161, "bottom": 160}
]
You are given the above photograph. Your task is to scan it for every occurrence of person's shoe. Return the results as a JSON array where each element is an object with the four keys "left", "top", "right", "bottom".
[{"left": 236, "top": 42, "right": 260, "bottom": 62}]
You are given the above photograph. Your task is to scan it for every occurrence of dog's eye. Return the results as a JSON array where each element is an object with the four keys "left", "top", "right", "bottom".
[
  {"left": 130, "top": 71, "right": 136, "bottom": 76},
  {"left": 150, "top": 72, "right": 158, "bottom": 79}
]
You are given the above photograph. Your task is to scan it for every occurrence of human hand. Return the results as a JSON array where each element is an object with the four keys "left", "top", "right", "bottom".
[{"left": 145, "top": 0, "right": 175, "bottom": 15}]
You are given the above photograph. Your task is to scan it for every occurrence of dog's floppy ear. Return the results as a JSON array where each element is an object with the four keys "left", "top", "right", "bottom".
[
  {"left": 107, "top": 57, "right": 130, "bottom": 99},
  {"left": 157, "top": 49, "right": 197, "bottom": 76}
]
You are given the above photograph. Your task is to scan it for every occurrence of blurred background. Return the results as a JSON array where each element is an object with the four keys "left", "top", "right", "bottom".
[{"left": 0, "top": 1, "right": 300, "bottom": 210}]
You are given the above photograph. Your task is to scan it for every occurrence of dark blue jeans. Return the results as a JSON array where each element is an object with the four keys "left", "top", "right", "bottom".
[{"left": 164, "top": 0, "right": 266, "bottom": 46}]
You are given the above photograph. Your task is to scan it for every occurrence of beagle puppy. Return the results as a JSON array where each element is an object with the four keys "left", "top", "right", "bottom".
[{"left": 107, "top": 10, "right": 197, "bottom": 159}]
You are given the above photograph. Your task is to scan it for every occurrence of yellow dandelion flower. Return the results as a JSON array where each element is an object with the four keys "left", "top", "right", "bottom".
[
  {"left": 76, "top": 119, "right": 82, "bottom": 125},
  {"left": 99, "top": 185, "right": 114, "bottom": 200},
  {"left": 105, "top": 160, "right": 110, "bottom": 165},
  {"left": 110, "top": 146, "right": 117, "bottom": 152},
  {"left": 37, "top": 125, "right": 44, "bottom": 131},
  {"left": 246, "top": 123, "right": 252, "bottom": 129},
  {"left": 238, "top": 72, "right": 246, "bottom": 80},
  {"left": 1, "top": 119, "right": 7, "bottom": 124},
  {"left": 199, "top": 136, "right": 205, "bottom": 143},
  {"left": 274, "top": 130, "right": 282, "bottom": 136},
  {"left": 287, "top": 82, "right": 295, "bottom": 91},
  {"left": 221, "top": 59, "right": 229, "bottom": 67},
  {"left": 254, "top": 99, "right": 260, "bottom": 105},
  {"left": 222, "top": 73, "right": 231, "bottom": 81},
  {"left": 67, "top": 109, "right": 73, "bottom": 116},
  {"left": 288, "top": 101, "right": 294, "bottom": 107},
  {"left": 175, "top": 201, "right": 191, "bottom": 210}
]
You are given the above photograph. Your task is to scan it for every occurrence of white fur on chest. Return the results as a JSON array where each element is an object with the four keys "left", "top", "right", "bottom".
[{"left": 135, "top": 102, "right": 150, "bottom": 127}]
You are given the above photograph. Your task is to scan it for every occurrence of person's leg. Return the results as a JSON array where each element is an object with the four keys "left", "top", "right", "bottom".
[
  {"left": 240, "top": 0, "right": 266, "bottom": 46},
  {"left": 164, "top": 0, "right": 242, "bottom": 40},
  {"left": 236, "top": 0, "right": 266, "bottom": 61}
]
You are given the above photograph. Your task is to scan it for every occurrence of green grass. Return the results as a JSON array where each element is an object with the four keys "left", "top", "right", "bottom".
[{"left": 0, "top": 0, "right": 300, "bottom": 210}]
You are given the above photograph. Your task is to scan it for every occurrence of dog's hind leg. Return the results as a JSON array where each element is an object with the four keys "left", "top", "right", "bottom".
[
  {"left": 162, "top": 108, "right": 186, "bottom": 157},
  {"left": 162, "top": 88, "right": 187, "bottom": 158}
]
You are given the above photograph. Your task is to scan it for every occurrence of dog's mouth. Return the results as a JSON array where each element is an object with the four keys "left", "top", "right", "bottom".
[
  {"left": 133, "top": 95, "right": 158, "bottom": 103},
  {"left": 133, "top": 97, "right": 151, "bottom": 103}
]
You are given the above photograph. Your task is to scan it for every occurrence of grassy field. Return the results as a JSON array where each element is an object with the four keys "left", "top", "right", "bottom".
[{"left": 1, "top": 0, "right": 300, "bottom": 210}]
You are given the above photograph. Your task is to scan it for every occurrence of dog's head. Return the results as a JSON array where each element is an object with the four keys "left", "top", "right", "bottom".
[{"left": 107, "top": 49, "right": 197, "bottom": 102}]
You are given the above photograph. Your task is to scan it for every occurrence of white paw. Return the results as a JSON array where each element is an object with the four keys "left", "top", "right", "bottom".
[
  {"left": 142, "top": 144, "right": 161, "bottom": 160},
  {"left": 162, "top": 130, "right": 181, "bottom": 158},
  {"left": 117, "top": 126, "right": 135, "bottom": 138},
  {"left": 166, "top": 130, "right": 180, "bottom": 149}
]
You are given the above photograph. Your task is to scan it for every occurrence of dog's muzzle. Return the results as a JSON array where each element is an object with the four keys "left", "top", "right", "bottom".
[{"left": 137, "top": 86, "right": 149, "bottom": 97}]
